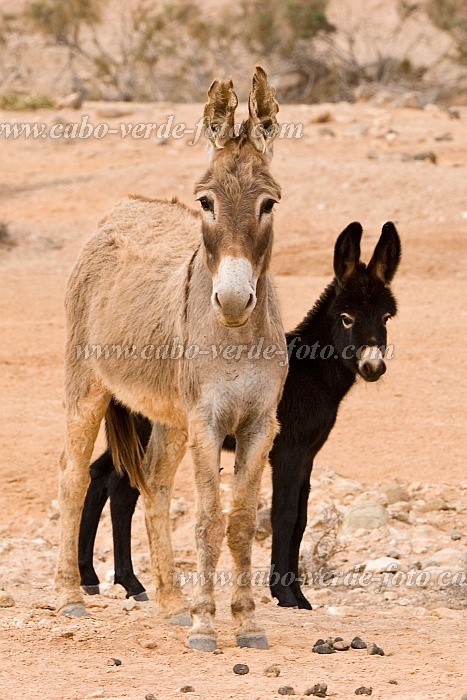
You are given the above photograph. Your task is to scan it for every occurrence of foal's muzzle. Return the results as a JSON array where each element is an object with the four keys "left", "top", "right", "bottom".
[{"left": 357, "top": 346, "right": 386, "bottom": 382}]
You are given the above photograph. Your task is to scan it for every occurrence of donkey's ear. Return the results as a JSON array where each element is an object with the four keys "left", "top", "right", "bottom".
[
  {"left": 246, "top": 66, "right": 280, "bottom": 157},
  {"left": 203, "top": 78, "right": 238, "bottom": 150},
  {"left": 334, "top": 221, "right": 363, "bottom": 286},
  {"left": 368, "top": 221, "right": 401, "bottom": 284}
]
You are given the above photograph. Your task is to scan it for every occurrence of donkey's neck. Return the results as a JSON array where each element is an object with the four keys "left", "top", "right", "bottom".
[{"left": 288, "top": 280, "right": 356, "bottom": 401}]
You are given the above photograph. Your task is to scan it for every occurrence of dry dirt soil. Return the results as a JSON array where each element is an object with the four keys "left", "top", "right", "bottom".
[{"left": 0, "top": 99, "right": 466, "bottom": 699}]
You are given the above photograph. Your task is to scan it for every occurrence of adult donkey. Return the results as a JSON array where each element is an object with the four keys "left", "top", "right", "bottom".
[
  {"left": 79, "top": 221, "right": 401, "bottom": 610},
  {"left": 56, "top": 67, "right": 287, "bottom": 652}
]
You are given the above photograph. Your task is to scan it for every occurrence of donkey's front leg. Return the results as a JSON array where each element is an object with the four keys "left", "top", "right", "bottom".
[
  {"left": 187, "top": 418, "right": 225, "bottom": 652},
  {"left": 142, "top": 423, "right": 190, "bottom": 625},
  {"left": 228, "top": 414, "right": 277, "bottom": 649}
]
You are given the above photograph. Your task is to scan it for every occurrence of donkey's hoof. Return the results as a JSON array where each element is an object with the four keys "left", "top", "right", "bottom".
[
  {"left": 187, "top": 634, "right": 218, "bottom": 652},
  {"left": 132, "top": 591, "right": 149, "bottom": 602},
  {"left": 236, "top": 633, "right": 269, "bottom": 650},
  {"left": 82, "top": 585, "right": 100, "bottom": 596},
  {"left": 59, "top": 603, "right": 88, "bottom": 618},
  {"left": 167, "top": 611, "right": 192, "bottom": 627}
]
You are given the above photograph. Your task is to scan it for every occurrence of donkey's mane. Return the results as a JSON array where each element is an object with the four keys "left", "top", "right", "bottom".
[{"left": 288, "top": 281, "right": 337, "bottom": 340}]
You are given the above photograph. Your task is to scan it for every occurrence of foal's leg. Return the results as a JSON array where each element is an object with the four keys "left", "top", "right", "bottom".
[
  {"left": 187, "top": 417, "right": 224, "bottom": 652},
  {"left": 108, "top": 471, "right": 146, "bottom": 600},
  {"left": 56, "top": 380, "right": 110, "bottom": 616},
  {"left": 142, "top": 422, "right": 190, "bottom": 624},
  {"left": 288, "top": 465, "right": 313, "bottom": 610},
  {"left": 78, "top": 450, "right": 113, "bottom": 595},
  {"left": 227, "top": 414, "right": 277, "bottom": 649}
]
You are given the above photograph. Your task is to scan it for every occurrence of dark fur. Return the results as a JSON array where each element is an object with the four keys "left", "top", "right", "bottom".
[{"left": 79, "top": 222, "right": 401, "bottom": 608}]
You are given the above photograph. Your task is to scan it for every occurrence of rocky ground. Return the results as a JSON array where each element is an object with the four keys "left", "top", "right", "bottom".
[{"left": 1, "top": 98, "right": 467, "bottom": 698}]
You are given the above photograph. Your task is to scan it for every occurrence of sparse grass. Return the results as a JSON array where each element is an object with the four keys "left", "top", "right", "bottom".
[{"left": 0, "top": 93, "right": 55, "bottom": 110}]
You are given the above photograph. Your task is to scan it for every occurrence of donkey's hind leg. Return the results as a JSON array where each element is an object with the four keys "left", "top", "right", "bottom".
[
  {"left": 56, "top": 380, "right": 110, "bottom": 617},
  {"left": 142, "top": 422, "right": 189, "bottom": 624},
  {"left": 227, "top": 414, "right": 277, "bottom": 649}
]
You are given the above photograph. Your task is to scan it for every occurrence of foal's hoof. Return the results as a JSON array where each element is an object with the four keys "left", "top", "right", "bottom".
[
  {"left": 132, "top": 591, "right": 149, "bottom": 602},
  {"left": 82, "top": 585, "right": 100, "bottom": 596},
  {"left": 167, "top": 611, "right": 192, "bottom": 627},
  {"left": 187, "top": 634, "right": 218, "bottom": 652},
  {"left": 59, "top": 603, "right": 88, "bottom": 618},
  {"left": 236, "top": 634, "right": 269, "bottom": 650}
]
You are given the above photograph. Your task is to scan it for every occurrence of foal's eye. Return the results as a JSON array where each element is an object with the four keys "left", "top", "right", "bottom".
[
  {"left": 341, "top": 313, "right": 354, "bottom": 329},
  {"left": 382, "top": 313, "right": 392, "bottom": 325},
  {"left": 260, "top": 198, "right": 277, "bottom": 216},
  {"left": 198, "top": 196, "right": 213, "bottom": 212}
]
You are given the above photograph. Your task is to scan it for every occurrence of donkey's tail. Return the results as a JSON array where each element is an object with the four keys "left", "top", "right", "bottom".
[{"left": 105, "top": 400, "right": 148, "bottom": 496}]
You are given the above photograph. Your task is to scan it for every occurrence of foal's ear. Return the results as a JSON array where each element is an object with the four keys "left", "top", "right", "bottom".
[
  {"left": 368, "top": 221, "right": 401, "bottom": 284},
  {"left": 203, "top": 78, "right": 238, "bottom": 150},
  {"left": 246, "top": 66, "right": 280, "bottom": 157},
  {"left": 334, "top": 221, "right": 363, "bottom": 286}
]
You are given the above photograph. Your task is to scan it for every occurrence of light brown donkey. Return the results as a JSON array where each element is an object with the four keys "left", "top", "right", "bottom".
[{"left": 56, "top": 67, "right": 287, "bottom": 651}]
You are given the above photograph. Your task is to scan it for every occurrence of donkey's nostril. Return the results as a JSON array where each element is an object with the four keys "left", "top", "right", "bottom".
[
  {"left": 213, "top": 292, "right": 222, "bottom": 310},
  {"left": 245, "top": 293, "right": 255, "bottom": 311}
]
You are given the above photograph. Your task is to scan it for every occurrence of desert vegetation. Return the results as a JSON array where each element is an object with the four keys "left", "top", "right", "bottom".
[{"left": 0, "top": 0, "right": 467, "bottom": 105}]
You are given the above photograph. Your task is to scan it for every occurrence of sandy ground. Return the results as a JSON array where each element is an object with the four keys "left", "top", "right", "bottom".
[{"left": 0, "top": 100, "right": 466, "bottom": 699}]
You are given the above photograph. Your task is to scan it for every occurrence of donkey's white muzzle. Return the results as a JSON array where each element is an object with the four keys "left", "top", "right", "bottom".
[{"left": 212, "top": 256, "right": 257, "bottom": 327}]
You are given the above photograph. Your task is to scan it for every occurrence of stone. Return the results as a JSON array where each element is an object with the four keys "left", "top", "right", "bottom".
[
  {"left": 351, "top": 636, "right": 367, "bottom": 649},
  {"left": 355, "top": 687, "right": 372, "bottom": 695},
  {"left": 413, "top": 151, "right": 437, "bottom": 164},
  {"left": 418, "top": 498, "right": 450, "bottom": 512},
  {"left": 364, "top": 557, "right": 399, "bottom": 574},
  {"left": 312, "top": 643, "right": 335, "bottom": 654},
  {"left": 343, "top": 503, "right": 388, "bottom": 533},
  {"left": 264, "top": 665, "right": 280, "bottom": 677},
  {"left": 145, "top": 695, "right": 157, "bottom": 700},
  {"left": 256, "top": 507, "right": 272, "bottom": 540},
  {"left": 429, "top": 548, "right": 462, "bottom": 567},
  {"left": 333, "top": 640, "right": 350, "bottom": 651},
  {"left": 366, "top": 642, "right": 384, "bottom": 656},
  {"left": 213, "top": 649, "right": 223, "bottom": 655},
  {"left": 278, "top": 686, "right": 295, "bottom": 695},
  {"left": 304, "top": 683, "right": 328, "bottom": 697},
  {"left": 0, "top": 591, "right": 15, "bottom": 608},
  {"left": 179, "top": 687, "right": 195, "bottom": 694},
  {"left": 233, "top": 664, "right": 249, "bottom": 675},
  {"left": 380, "top": 483, "right": 410, "bottom": 505},
  {"left": 106, "top": 658, "right": 122, "bottom": 666},
  {"left": 122, "top": 598, "right": 138, "bottom": 611},
  {"left": 451, "top": 531, "right": 462, "bottom": 541}
]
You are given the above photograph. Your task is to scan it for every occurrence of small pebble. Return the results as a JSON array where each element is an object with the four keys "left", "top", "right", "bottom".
[
  {"left": 366, "top": 642, "right": 384, "bottom": 656},
  {"left": 233, "top": 664, "right": 249, "bottom": 675},
  {"left": 351, "top": 636, "right": 367, "bottom": 649},
  {"left": 264, "top": 665, "right": 281, "bottom": 677},
  {"left": 261, "top": 595, "right": 271, "bottom": 604},
  {"left": 333, "top": 640, "right": 350, "bottom": 651},
  {"left": 313, "top": 638, "right": 326, "bottom": 647},
  {"left": 0, "top": 591, "right": 15, "bottom": 608},
  {"left": 179, "top": 687, "right": 195, "bottom": 694},
  {"left": 106, "top": 658, "right": 121, "bottom": 666},
  {"left": 278, "top": 686, "right": 295, "bottom": 696},
  {"left": 389, "top": 680, "right": 398, "bottom": 685},
  {"left": 145, "top": 695, "right": 157, "bottom": 700},
  {"left": 451, "top": 531, "right": 462, "bottom": 541},
  {"left": 213, "top": 648, "right": 223, "bottom": 655},
  {"left": 312, "top": 643, "right": 335, "bottom": 654},
  {"left": 355, "top": 688, "right": 372, "bottom": 696},
  {"left": 304, "top": 683, "right": 328, "bottom": 697}
]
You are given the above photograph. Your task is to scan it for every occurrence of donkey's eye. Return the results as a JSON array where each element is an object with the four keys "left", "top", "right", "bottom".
[
  {"left": 382, "top": 313, "right": 392, "bottom": 325},
  {"left": 198, "top": 196, "right": 213, "bottom": 212},
  {"left": 260, "top": 198, "right": 277, "bottom": 216},
  {"left": 341, "top": 313, "right": 354, "bottom": 329}
]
